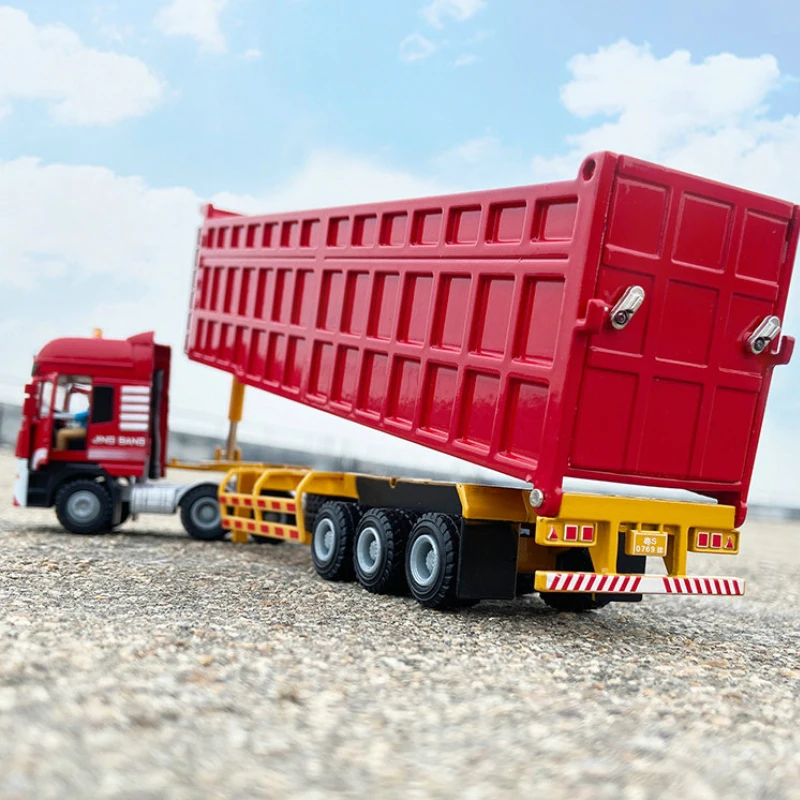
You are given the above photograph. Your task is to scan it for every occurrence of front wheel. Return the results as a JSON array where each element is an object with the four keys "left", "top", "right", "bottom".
[
  {"left": 180, "top": 485, "right": 225, "bottom": 541},
  {"left": 55, "top": 479, "right": 114, "bottom": 535}
]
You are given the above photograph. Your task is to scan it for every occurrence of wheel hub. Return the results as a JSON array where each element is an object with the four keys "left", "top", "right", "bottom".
[
  {"left": 190, "top": 498, "right": 220, "bottom": 529},
  {"left": 67, "top": 490, "right": 101, "bottom": 523},
  {"left": 409, "top": 534, "right": 439, "bottom": 588},
  {"left": 314, "top": 518, "right": 336, "bottom": 561},
  {"left": 356, "top": 526, "right": 382, "bottom": 576}
]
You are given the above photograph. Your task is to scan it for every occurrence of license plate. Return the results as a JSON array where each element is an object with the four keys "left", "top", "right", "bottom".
[{"left": 626, "top": 530, "right": 668, "bottom": 557}]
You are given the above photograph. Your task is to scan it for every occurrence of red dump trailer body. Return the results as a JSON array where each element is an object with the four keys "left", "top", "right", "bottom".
[{"left": 186, "top": 152, "right": 797, "bottom": 524}]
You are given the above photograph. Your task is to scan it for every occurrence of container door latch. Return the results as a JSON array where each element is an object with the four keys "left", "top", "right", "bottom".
[
  {"left": 746, "top": 315, "right": 781, "bottom": 355},
  {"left": 610, "top": 286, "right": 645, "bottom": 330}
]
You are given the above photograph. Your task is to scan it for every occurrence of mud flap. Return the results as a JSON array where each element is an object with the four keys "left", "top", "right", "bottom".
[{"left": 457, "top": 521, "right": 518, "bottom": 600}]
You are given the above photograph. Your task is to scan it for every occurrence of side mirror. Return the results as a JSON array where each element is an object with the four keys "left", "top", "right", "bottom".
[{"left": 22, "top": 383, "right": 38, "bottom": 418}]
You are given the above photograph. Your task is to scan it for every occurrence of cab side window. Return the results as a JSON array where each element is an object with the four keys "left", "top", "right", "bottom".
[
  {"left": 59, "top": 375, "right": 92, "bottom": 416},
  {"left": 39, "top": 380, "right": 53, "bottom": 417}
]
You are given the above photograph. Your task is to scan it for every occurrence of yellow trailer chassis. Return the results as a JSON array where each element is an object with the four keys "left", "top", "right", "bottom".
[{"left": 217, "top": 466, "right": 742, "bottom": 610}]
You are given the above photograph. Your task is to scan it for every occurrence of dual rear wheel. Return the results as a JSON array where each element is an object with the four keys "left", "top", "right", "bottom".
[{"left": 310, "top": 501, "right": 465, "bottom": 609}]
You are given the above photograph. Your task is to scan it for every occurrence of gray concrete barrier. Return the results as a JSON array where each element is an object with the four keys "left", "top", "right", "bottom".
[{"left": 2, "top": 402, "right": 797, "bottom": 521}]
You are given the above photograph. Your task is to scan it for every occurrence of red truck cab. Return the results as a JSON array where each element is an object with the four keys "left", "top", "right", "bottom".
[{"left": 13, "top": 332, "right": 221, "bottom": 538}]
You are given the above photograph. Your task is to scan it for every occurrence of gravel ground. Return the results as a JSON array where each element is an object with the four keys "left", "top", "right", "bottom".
[{"left": 1, "top": 451, "right": 799, "bottom": 799}]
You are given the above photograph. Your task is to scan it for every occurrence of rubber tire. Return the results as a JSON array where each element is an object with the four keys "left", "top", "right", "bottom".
[
  {"left": 117, "top": 501, "right": 131, "bottom": 527},
  {"left": 311, "top": 501, "right": 360, "bottom": 582},
  {"left": 405, "top": 513, "right": 462, "bottom": 609},
  {"left": 55, "top": 479, "right": 114, "bottom": 535},
  {"left": 180, "top": 485, "right": 226, "bottom": 541},
  {"left": 539, "top": 548, "right": 612, "bottom": 612},
  {"left": 303, "top": 493, "right": 330, "bottom": 534},
  {"left": 515, "top": 573, "right": 535, "bottom": 596},
  {"left": 353, "top": 508, "right": 414, "bottom": 594}
]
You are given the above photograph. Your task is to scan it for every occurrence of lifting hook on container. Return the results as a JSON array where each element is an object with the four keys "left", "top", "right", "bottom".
[
  {"left": 610, "top": 286, "right": 645, "bottom": 330},
  {"left": 746, "top": 315, "right": 782, "bottom": 355}
]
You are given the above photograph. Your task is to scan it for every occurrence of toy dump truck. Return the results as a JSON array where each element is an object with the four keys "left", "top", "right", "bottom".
[{"left": 14, "top": 151, "right": 796, "bottom": 611}]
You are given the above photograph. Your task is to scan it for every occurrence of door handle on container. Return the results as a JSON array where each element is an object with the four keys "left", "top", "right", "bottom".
[
  {"left": 609, "top": 286, "right": 645, "bottom": 330},
  {"left": 743, "top": 315, "right": 793, "bottom": 366},
  {"left": 575, "top": 286, "right": 646, "bottom": 335},
  {"left": 746, "top": 315, "right": 781, "bottom": 355}
]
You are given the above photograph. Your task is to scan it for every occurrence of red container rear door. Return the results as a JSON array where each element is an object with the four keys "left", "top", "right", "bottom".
[{"left": 569, "top": 157, "right": 796, "bottom": 490}]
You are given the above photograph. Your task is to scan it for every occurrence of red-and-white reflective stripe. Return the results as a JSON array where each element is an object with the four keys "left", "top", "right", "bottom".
[
  {"left": 546, "top": 573, "right": 644, "bottom": 593},
  {"left": 222, "top": 495, "right": 296, "bottom": 513},
  {"left": 542, "top": 572, "right": 745, "bottom": 596}
]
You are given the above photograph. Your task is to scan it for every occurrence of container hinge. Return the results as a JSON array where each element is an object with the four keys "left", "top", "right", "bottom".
[
  {"left": 747, "top": 315, "right": 781, "bottom": 355},
  {"left": 610, "top": 286, "right": 645, "bottom": 330}
]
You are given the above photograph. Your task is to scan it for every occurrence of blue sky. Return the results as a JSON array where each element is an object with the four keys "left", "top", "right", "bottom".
[
  {"left": 7, "top": 0, "right": 800, "bottom": 193},
  {"left": 1, "top": 0, "right": 799, "bottom": 502}
]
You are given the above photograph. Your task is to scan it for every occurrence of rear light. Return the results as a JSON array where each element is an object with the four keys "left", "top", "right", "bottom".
[
  {"left": 538, "top": 521, "right": 595, "bottom": 546},
  {"left": 690, "top": 529, "right": 739, "bottom": 554}
]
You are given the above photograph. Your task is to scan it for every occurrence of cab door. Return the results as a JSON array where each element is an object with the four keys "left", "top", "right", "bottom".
[{"left": 32, "top": 374, "right": 58, "bottom": 468}]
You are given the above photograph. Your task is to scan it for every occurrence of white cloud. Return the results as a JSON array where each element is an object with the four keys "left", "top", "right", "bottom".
[
  {"left": 465, "top": 29, "right": 492, "bottom": 44},
  {"left": 399, "top": 33, "right": 436, "bottom": 63},
  {"left": 421, "top": 0, "right": 486, "bottom": 28},
  {"left": 95, "top": 22, "right": 134, "bottom": 44},
  {"left": 436, "top": 135, "right": 500, "bottom": 164},
  {"left": 241, "top": 47, "right": 262, "bottom": 61},
  {"left": 453, "top": 53, "right": 477, "bottom": 67},
  {"left": 154, "top": 0, "right": 228, "bottom": 53},
  {"left": 212, "top": 149, "right": 448, "bottom": 213},
  {"left": 92, "top": 5, "right": 135, "bottom": 44},
  {"left": 431, "top": 135, "right": 528, "bottom": 189},
  {"left": 561, "top": 40, "right": 778, "bottom": 122},
  {"left": 0, "top": 157, "right": 198, "bottom": 290},
  {"left": 531, "top": 40, "right": 799, "bottom": 203},
  {"left": 0, "top": 7, "right": 163, "bottom": 125}
]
